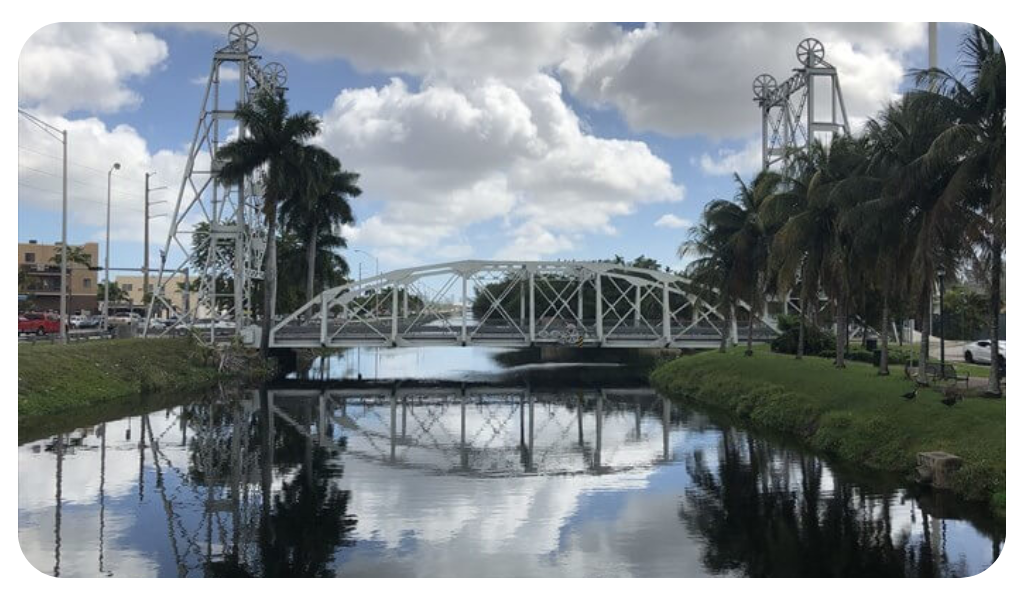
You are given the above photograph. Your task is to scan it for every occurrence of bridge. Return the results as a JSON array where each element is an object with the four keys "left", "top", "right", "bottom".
[{"left": 266, "top": 260, "right": 778, "bottom": 349}]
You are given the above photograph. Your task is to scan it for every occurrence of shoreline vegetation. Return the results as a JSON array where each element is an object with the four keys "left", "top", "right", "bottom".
[
  {"left": 17, "top": 338, "right": 268, "bottom": 426},
  {"left": 650, "top": 346, "right": 1005, "bottom": 517}
]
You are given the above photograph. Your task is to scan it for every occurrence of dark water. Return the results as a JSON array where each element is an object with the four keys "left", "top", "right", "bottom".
[{"left": 18, "top": 347, "right": 1004, "bottom": 577}]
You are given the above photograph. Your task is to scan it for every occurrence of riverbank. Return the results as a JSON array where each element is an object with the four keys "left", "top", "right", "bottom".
[
  {"left": 18, "top": 338, "right": 256, "bottom": 421},
  {"left": 650, "top": 346, "right": 1005, "bottom": 515}
]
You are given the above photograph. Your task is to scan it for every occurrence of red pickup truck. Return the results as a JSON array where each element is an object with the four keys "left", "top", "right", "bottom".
[{"left": 19, "top": 312, "right": 62, "bottom": 336}]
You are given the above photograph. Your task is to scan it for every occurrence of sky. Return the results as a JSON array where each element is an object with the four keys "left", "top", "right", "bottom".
[{"left": 17, "top": 22, "right": 972, "bottom": 280}]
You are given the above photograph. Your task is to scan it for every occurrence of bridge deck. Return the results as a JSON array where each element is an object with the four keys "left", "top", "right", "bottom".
[{"left": 269, "top": 319, "right": 774, "bottom": 349}]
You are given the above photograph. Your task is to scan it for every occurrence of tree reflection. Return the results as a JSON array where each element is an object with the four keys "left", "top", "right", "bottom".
[
  {"left": 678, "top": 427, "right": 986, "bottom": 577},
  {"left": 176, "top": 388, "right": 358, "bottom": 577}
]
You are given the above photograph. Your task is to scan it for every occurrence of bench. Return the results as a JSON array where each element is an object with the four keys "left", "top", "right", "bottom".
[
  {"left": 904, "top": 361, "right": 970, "bottom": 388},
  {"left": 937, "top": 364, "right": 970, "bottom": 387}
]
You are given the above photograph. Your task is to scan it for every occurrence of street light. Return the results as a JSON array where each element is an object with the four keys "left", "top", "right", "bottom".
[
  {"left": 351, "top": 248, "right": 379, "bottom": 314},
  {"left": 937, "top": 266, "right": 946, "bottom": 373},
  {"left": 18, "top": 109, "right": 68, "bottom": 343},
  {"left": 351, "top": 248, "right": 379, "bottom": 380},
  {"left": 104, "top": 162, "right": 121, "bottom": 329}
]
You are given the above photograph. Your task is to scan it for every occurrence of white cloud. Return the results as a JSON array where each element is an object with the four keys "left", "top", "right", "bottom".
[
  {"left": 697, "top": 138, "right": 763, "bottom": 176},
  {"left": 654, "top": 214, "right": 692, "bottom": 229},
  {"left": 557, "top": 23, "right": 925, "bottom": 139},
  {"left": 18, "top": 112, "right": 189, "bottom": 252},
  {"left": 190, "top": 63, "right": 239, "bottom": 86},
  {"left": 179, "top": 22, "right": 591, "bottom": 83},
  {"left": 174, "top": 23, "right": 923, "bottom": 142},
  {"left": 19, "top": 23, "right": 168, "bottom": 114},
  {"left": 320, "top": 75, "right": 683, "bottom": 266}
]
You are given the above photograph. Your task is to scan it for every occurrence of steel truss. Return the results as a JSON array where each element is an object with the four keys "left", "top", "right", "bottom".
[
  {"left": 145, "top": 23, "right": 288, "bottom": 341},
  {"left": 270, "top": 260, "right": 780, "bottom": 349},
  {"left": 753, "top": 38, "right": 851, "bottom": 172}
]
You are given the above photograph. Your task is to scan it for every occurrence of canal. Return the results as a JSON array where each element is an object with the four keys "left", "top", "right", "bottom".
[{"left": 18, "top": 347, "right": 1004, "bottom": 577}]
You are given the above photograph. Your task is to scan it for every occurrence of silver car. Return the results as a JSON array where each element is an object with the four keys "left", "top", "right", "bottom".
[{"left": 963, "top": 339, "right": 1005, "bottom": 365}]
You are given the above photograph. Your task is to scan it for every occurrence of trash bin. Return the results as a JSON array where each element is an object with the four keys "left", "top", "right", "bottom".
[{"left": 866, "top": 338, "right": 878, "bottom": 351}]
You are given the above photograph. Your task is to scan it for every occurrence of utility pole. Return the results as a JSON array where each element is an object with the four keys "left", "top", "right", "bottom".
[
  {"left": 18, "top": 110, "right": 68, "bottom": 343},
  {"left": 144, "top": 173, "right": 150, "bottom": 303},
  {"left": 143, "top": 173, "right": 167, "bottom": 312}
]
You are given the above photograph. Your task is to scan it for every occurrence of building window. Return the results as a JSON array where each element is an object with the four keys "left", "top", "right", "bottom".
[
  {"left": 123, "top": 283, "right": 133, "bottom": 292},
  {"left": 24, "top": 253, "right": 35, "bottom": 263},
  {"left": 83, "top": 278, "right": 91, "bottom": 289}
]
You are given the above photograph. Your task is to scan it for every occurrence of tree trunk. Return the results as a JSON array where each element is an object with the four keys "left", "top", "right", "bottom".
[
  {"left": 745, "top": 300, "right": 755, "bottom": 356},
  {"left": 796, "top": 308, "right": 805, "bottom": 360},
  {"left": 879, "top": 290, "right": 890, "bottom": 376},
  {"left": 987, "top": 237, "right": 1003, "bottom": 396},
  {"left": 835, "top": 298, "right": 846, "bottom": 368},
  {"left": 259, "top": 201, "right": 278, "bottom": 360},
  {"left": 917, "top": 289, "right": 931, "bottom": 385},
  {"left": 719, "top": 301, "right": 730, "bottom": 353},
  {"left": 304, "top": 219, "right": 318, "bottom": 320}
]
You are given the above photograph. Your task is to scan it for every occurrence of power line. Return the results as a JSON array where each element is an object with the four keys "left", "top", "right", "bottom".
[
  {"left": 19, "top": 161, "right": 150, "bottom": 202},
  {"left": 18, "top": 181, "right": 61, "bottom": 196},
  {"left": 18, "top": 180, "right": 147, "bottom": 214},
  {"left": 17, "top": 144, "right": 149, "bottom": 182},
  {"left": 18, "top": 144, "right": 172, "bottom": 189}
]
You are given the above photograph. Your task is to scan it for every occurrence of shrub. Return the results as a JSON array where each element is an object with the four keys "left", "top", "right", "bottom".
[{"left": 771, "top": 315, "right": 836, "bottom": 356}]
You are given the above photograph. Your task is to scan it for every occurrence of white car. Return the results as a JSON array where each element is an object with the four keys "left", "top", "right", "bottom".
[
  {"left": 963, "top": 339, "right": 1005, "bottom": 365},
  {"left": 172, "top": 318, "right": 234, "bottom": 331}
]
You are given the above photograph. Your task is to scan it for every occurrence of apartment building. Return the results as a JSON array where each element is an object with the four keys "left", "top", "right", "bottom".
[
  {"left": 18, "top": 240, "right": 100, "bottom": 314},
  {"left": 115, "top": 273, "right": 192, "bottom": 314}
]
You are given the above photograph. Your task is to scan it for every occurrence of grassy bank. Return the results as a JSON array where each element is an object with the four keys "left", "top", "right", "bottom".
[
  {"left": 18, "top": 338, "right": 225, "bottom": 420},
  {"left": 650, "top": 346, "right": 1005, "bottom": 514}
]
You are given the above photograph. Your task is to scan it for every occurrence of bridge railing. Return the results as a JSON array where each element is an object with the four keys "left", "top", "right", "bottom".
[{"left": 268, "top": 260, "right": 780, "bottom": 349}]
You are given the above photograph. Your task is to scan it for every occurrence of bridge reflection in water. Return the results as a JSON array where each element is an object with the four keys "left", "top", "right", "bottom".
[
  {"left": 19, "top": 384, "right": 1004, "bottom": 577},
  {"left": 268, "top": 386, "right": 675, "bottom": 476}
]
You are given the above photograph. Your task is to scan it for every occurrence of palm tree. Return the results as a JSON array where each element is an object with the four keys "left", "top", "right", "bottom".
[
  {"left": 821, "top": 136, "right": 874, "bottom": 368},
  {"left": 681, "top": 171, "right": 781, "bottom": 355},
  {"left": 760, "top": 143, "right": 833, "bottom": 360},
  {"left": 730, "top": 171, "right": 783, "bottom": 356},
  {"left": 863, "top": 96, "right": 967, "bottom": 383},
  {"left": 681, "top": 218, "right": 736, "bottom": 353},
  {"left": 97, "top": 281, "right": 129, "bottom": 304},
  {"left": 215, "top": 91, "right": 320, "bottom": 358},
  {"left": 49, "top": 244, "right": 93, "bottom": 270},
  {"left": 909, "top": 25, "right": 1005, "bottom": 396},
  {"left": 762, "top": 142, "right": 838, "bottom": 362},
  {"left": 280, "top": 146, "right": 360, "bottom": 311}
]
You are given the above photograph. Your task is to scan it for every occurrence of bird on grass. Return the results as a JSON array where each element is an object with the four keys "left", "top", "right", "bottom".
[
  {"left": 941, "top": 387, "right": 963, "bottom": 408},
  {"left": 901, "top": 383, "right": 922, "bottom": 400}
]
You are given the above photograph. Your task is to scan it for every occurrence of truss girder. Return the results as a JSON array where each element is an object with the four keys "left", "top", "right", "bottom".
[{"left": 269, "top": 260, "right": 782, "bottom": 349}]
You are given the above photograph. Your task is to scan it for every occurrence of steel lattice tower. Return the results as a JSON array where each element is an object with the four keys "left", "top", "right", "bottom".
[
  {"left": 146, "top": 23, "right": 287, "bottom": 342},
  {"left": 753, "top": 38, "right": 850, "bottom": 172}
]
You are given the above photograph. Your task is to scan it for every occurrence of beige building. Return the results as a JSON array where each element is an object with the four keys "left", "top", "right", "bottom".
[
  {"left": 115, "top": 273, "right": 192, "bottom": 314},
  {"left": 18, "top": 240, "right": 100, "bottom": 314}
]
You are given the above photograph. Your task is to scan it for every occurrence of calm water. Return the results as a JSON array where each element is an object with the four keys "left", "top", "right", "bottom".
[{"left": 18, "top": 347, "right": 1004, "bottom": 577}]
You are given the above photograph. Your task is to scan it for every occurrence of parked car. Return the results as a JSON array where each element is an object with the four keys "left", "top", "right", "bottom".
[
  {"left": 78, "top": 315, "right": 106, "bottom": 330},
  {"left": 19, "top": 312, "right": 61, "bottom": 336},
  {"left": 172, "top": 318, "right": 234, "bottom": 331},
  {"left": 69, "top": 314, "right": 87, "bottom": 329},
  {"left": 963, "top": 339, "right": 1005, "bottom": 366},
  {"left": 107, "top": 311, "right": 143, "bottom": 327}
]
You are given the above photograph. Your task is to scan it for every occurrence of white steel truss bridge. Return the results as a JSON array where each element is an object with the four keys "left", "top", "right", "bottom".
[{"left": 267, "top": 260, "right": 778, "bottom": 350}]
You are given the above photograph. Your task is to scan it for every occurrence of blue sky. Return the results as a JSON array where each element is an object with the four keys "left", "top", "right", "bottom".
[{"left": 18, "top": 22, "right": 970, "bottom": 280}]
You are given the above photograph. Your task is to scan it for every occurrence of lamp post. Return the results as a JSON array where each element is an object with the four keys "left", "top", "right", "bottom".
[
  {"left": 104, "top": 163, "right": 121, "bottom": 328},
  {"left": 18, "top": 110, "right": 68, "bottom": 343},
  {"left": 352, "top": 248, "right": 379, "bottom": 314},
  {"left": 937, "top": 266, "right": 946, "bottom": 373}
]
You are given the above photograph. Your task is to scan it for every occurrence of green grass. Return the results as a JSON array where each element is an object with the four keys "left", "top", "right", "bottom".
[
  {"left": 650, "top": 345, "right": 1005, "bottom": 515},
  {"left": 18, "top": 338, "right": 223, "bottom": 420},
  {"left": 954, "top": 362, "right": 994, "bottom": 378}
]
